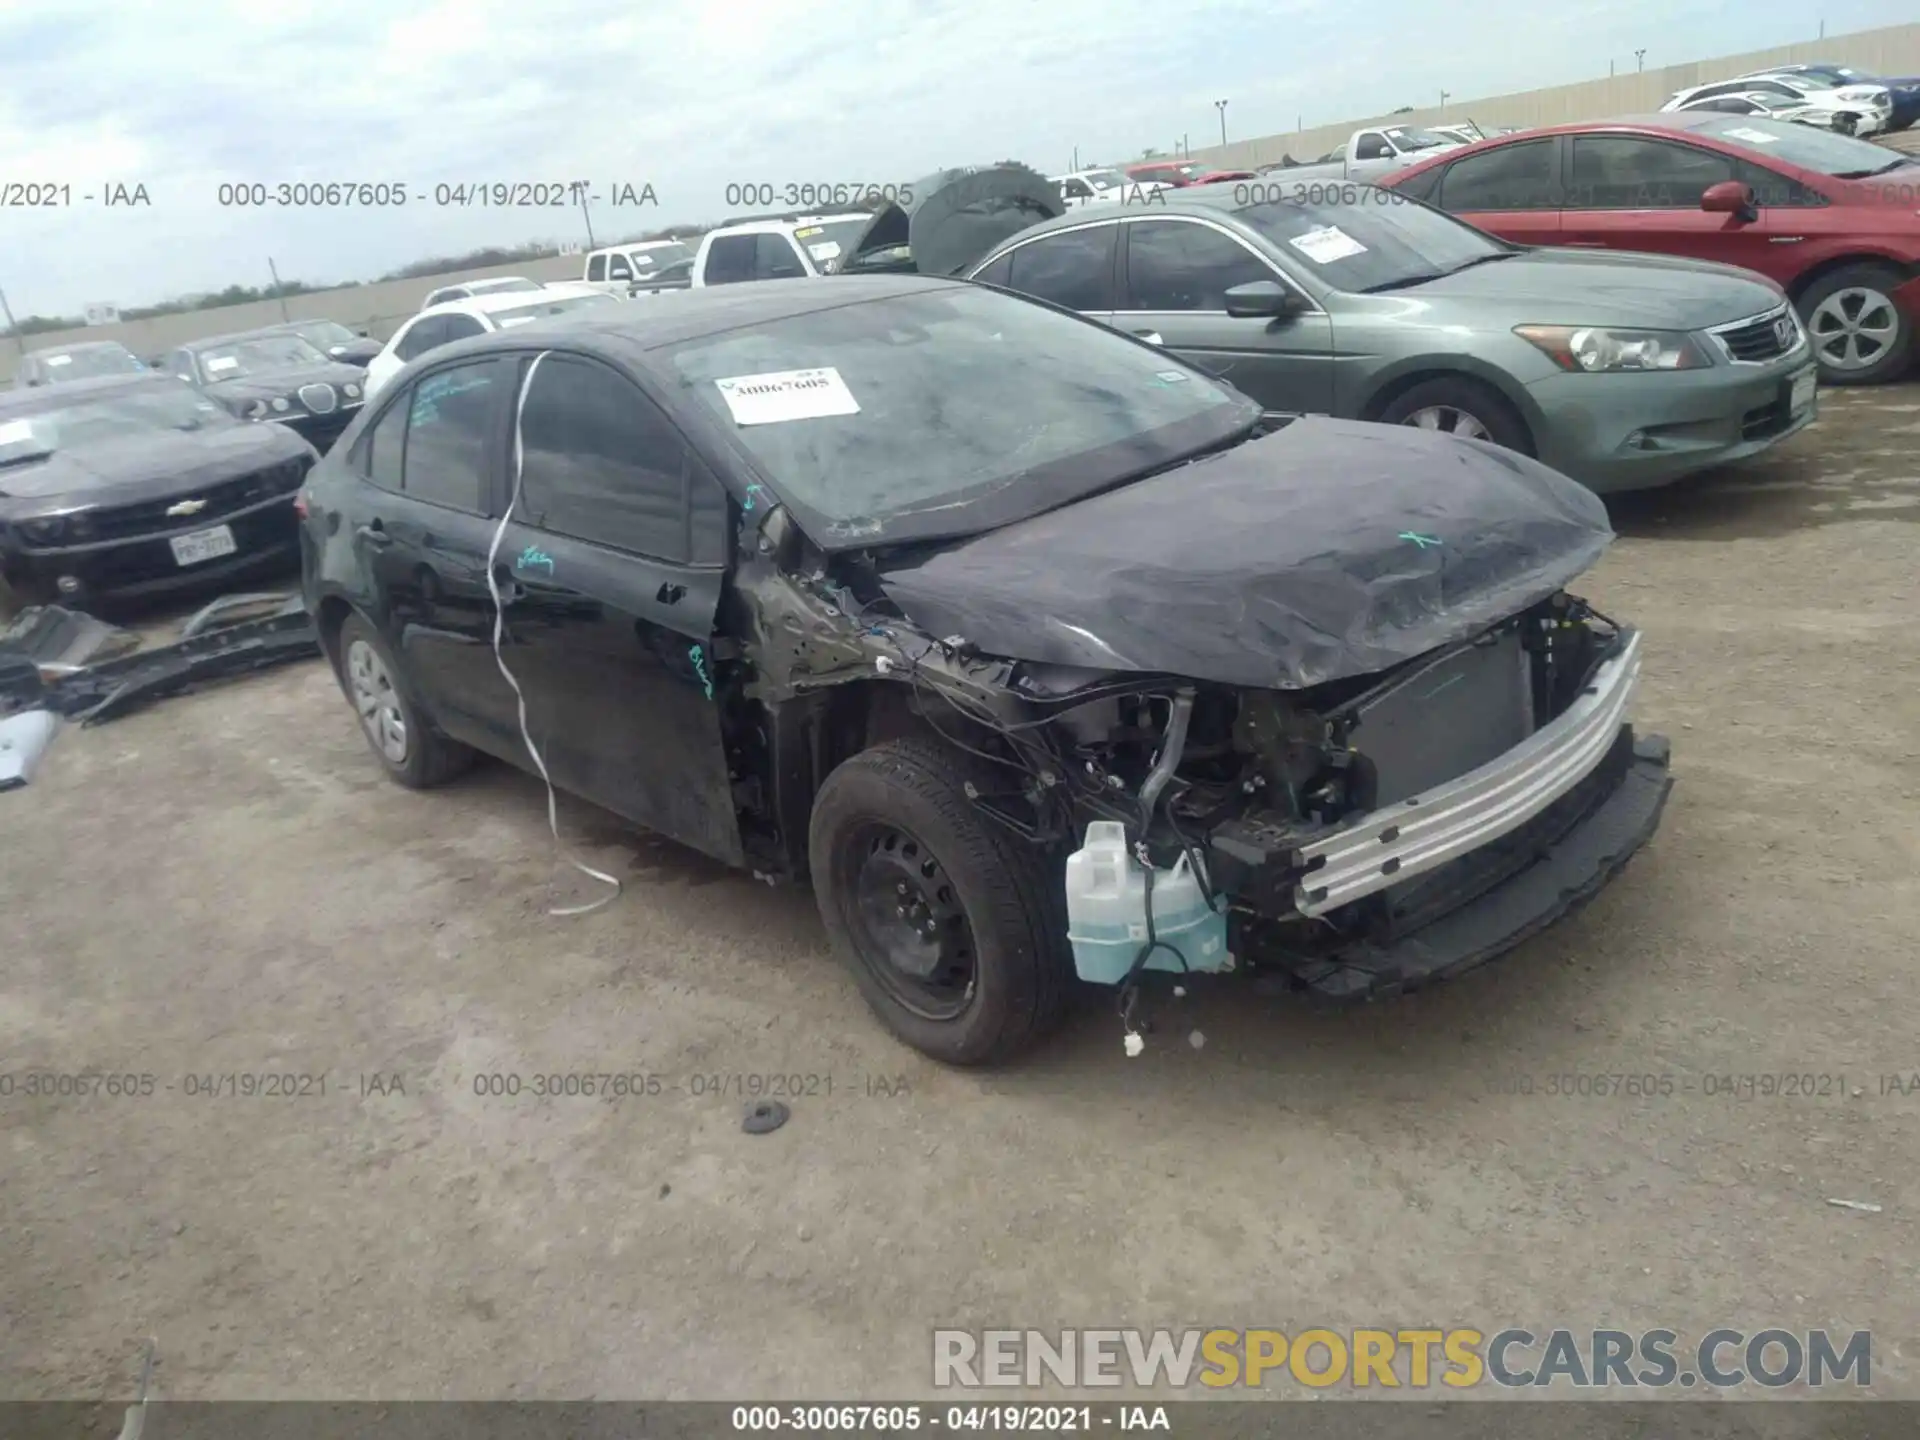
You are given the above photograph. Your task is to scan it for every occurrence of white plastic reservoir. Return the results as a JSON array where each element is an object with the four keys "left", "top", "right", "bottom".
[{"left": 1063, "top": 821, "right": 1232, "bottom": 984}]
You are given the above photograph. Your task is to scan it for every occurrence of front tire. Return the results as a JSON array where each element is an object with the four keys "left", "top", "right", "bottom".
[
  {"left": 1376, "top": 376, "right": 1533, "bottom": 454},
  {"left": 1797, "top": 263, "right": 1914, "bottom": 385},
  {"left": 335, "top": 613, "right": 475, "bottom": 789},
  {"left": 808, "top": 738, "right": 1072, "bottom": 1066}
]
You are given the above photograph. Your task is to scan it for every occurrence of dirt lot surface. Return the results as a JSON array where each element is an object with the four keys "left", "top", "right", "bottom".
[{"left": 3, "top": 383, "right": 1918, "bottom": 1407}]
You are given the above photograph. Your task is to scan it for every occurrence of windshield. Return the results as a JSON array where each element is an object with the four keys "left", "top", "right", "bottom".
[
  {"left": 290, "top": 320, "right": 357, "bottom": 347},
  {"left": 663, "top": 285, "right": 1257, "bottom": 546},
  {"left": 489, "top": 292, "right": 621, "bottom": 328},
  {"left": 1688, "top": 115, "right": 1917, "bottom": 176},
  {"left": 1236, "top": 192, "right": 1505, "bottom": 292},
  {"left": 192, "top": 334, "right": 329, "bottom": 380},
  {"left": 34, "top": 345, "right": 146, "bottom": 380},
  {"left": 791, "top": 219, "right": 871, "bottom": 270},
  {"left": 1381, "top": 126, "right": 1455, "bottom": 152},
  {"left": 0, "top": 385, "right": 232, "bottom": 458},
  {"left": 629, "top": 241, "right": 694, "bottom": 268},
  {"left": 466, "top": 277, "right": 543, "bottom": 296},
  {"left": 1081, "top": 169, "right": 1128, "bottom": 191}
]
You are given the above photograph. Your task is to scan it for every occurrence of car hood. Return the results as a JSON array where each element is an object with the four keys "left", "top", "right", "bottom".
[
  {"left": 876, "top": 417, "right": 1612, "bottom": 691},
  {"left": 0, "top": 424, "right": 311, "bottom": 508},
  {"left": 319, "top": 338, "right": 383, "bottom": 365},
  {"left": 1398, "top": 249, "right": 1782, "bottom": 327},
  {"left": 200, "top": 361, "right": 366, "bottom": 401},
  {"left": 844, "top": 162, "right": 1067, "bottom": 276}
]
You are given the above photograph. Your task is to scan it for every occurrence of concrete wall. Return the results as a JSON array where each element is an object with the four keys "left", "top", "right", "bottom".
[{"left": 1178, "top": 21, "right": 1920, "bottom": 171}]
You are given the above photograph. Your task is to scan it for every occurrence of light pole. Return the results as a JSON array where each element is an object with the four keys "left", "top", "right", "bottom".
[
  {"left": 1635, "top": 48, "right": 1646, "bottom": 72},
  {"left": 1439, "top": 89, "right": 1451, "bottom": 111},
  {"left": 1215, "top": 99, "right": 1229, "bottom": 146}
]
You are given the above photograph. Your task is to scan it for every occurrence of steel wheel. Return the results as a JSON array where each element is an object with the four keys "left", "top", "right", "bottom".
[
  {"left": 838, "top": 820, "right": 977, "bottom": 1021},
  {"left": 1403, "top": 405, "right": 1492, "bottom": 441},
  {"left": 345, "top": 637, "right": 408, "bottom": 764},
  {"left": 1808, "top": 287, "right": 1901, "bottom": 373}
]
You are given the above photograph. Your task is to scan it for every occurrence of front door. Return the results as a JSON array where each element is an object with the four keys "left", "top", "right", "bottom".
[
  {"left": 1116, "top": 217, "right": 1335, "bottom": 415},
  {"left": 488, "top": 352, "right": 742, "bottom": 865},
  {"left": 1558, "top": 135, "right": 1779, "bottom": 274}
]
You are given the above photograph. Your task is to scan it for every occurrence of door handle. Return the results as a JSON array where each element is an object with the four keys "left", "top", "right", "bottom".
[
  {"left": 356, "top": 523, "right": 392, "bottom": 546},
  {"left": 489, "top": 564, "right": 525, "bottom": 604},
  {"left": 1133, "top": 330, "right": 1165, "bottom": 345}
]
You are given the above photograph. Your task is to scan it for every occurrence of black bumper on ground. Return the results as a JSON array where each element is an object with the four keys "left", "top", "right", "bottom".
[{"left": 1263, "top": 733, "right": 1674, "bottom": 1001}]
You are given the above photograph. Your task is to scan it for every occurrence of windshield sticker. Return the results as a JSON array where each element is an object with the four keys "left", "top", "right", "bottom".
[
  {"left": 795, "top": 226, "right": 824, "bottom": 239},
  {"left": 1723, "top": 126, "right": 1779, "bottom": 144},
  {"left": 45, "top": 354, "right": 72, "bottom": 366},
  {"left": 203, "top": 355, "right": 240, "bottom": 374},
  {"left": 715, "top": 367, "right": 860, "bottom": 426},
  {"left": 1288, "top": 225, "right": 1368, "bottom": 264},
  {"left": 1154, "top": 370, "right": 1189, "bottom": 383},
  {"left": 806, "top": 240, "right": 842, "bottom": 262}
]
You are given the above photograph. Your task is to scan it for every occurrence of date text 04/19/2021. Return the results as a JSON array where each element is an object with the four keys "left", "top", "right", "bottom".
[{"left": 728, "top": 1405, "right": 1171, "bottom": 1431}]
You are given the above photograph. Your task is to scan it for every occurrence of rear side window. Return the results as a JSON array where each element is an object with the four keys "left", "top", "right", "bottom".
[
  {"left": 1437, "top": 139, "right": 1557, "bottom": 211},
  {"left": 441, "top": 314, "right": 487, "bottom": 342},
  {"left": 704, "top": 234, "right": 758, "bottom": 285},
  {"left": 400, "top": 361, "right": 498, "bottom": 513},
  {"left": 516, "top": 356, "right": 694, "bottom": 562},
  {"left": 587, "top": 254, "right": 607, "bottom": 281},
  {"left": 1005, "top": 226, "right": 1116, "bottom": 311}
]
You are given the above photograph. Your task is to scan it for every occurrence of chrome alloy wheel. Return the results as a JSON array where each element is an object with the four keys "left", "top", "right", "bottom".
[{"left": 345, "top": 637, "right": 408, "bottom": 764}]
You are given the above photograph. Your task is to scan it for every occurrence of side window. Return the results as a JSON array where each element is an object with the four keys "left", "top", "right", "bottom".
[
  {"left": 440, "top": 314, "right": 487, "bottom": 342},
  {"left": 970, "top": 252, "right": 1014, "bottom": 287},
  {"left": 517, "top": 356, "right": 692, "bottom": 562},
  {"left": 400, "top": 361, "right": 498, "bottom": 513},
  {"left": 609, "top": 255, "right": 633, "bottom": 281},
  {"left": 1123, "top": 220, "right": 1275, "bottom": 311},
  {"left": 1739, "top": 160, "right": 1825, "bottom": 208},
  {"left": 1437, "top": 139, "right": 1557, "bottom": 211},
  {"left": 1062, "top": 178, "right": 1092, "bottom": 200},
  {"left": 1004, "top": 226, "right": 1117, "bottom": 311},
  {"left": 704, "top": 234, "right": 758, "bottom": 285},
  {"left": 1568, "top": 137, "right": 1733, "bottom": 209},
  {"left": 393, "top": 316, "right": 445, "bottom": 362},
  {"left": 587, "top": 254, "right": 607, "bottom": 281},
  {"left": 1354, "top": 133, "right": 1392, "bottom": 161},
  {"left": 755, "top": 234, "right": 808, "bottom": 280},
  {"left": 169, "top": 350, "right": 195, "bottom": 382},
  {"left": 361, "top": 397, "right": 408, "bottom": 491}
]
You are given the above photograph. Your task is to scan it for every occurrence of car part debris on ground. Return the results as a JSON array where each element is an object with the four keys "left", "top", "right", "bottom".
[{"left": 0, "top": 707, "right": 60, "bottom": 790}]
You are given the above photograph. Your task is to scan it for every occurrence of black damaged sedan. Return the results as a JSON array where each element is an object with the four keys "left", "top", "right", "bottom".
[
  {"left": 159, "top": 328, "right": 367, "bottom": 452},
  {"left": 0, "top": 374, "right": 316, "bottom": 608},
  {"left": 301, "top": 276, "right": 1672, "bottom": 1064}
]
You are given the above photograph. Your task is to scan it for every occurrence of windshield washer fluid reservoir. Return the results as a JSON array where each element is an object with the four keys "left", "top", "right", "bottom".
[{"left": 1064, "top": 821, "right": 1232, "bottom": 984}]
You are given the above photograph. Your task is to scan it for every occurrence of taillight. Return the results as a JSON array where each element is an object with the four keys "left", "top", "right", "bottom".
[{"left": 293, "top": 490, "right": 310, "bottom": 520}]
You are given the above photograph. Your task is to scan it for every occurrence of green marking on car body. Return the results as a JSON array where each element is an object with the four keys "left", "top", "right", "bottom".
[{"left": 1399, "top": 531, "right": 1441, "bottom": 549}]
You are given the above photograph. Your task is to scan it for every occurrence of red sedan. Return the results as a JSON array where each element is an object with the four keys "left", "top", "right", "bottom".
[{"left": 1381, "top": 112, "right": 1920, "bottom": 383}]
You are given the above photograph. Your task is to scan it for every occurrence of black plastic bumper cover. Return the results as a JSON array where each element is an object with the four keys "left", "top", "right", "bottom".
[{"left": 1277, "top": 734, "right": 1673, "bottom": 1000}]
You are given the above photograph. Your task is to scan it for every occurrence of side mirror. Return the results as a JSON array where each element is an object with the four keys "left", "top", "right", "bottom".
[
  {"left": 356, "top": 329, "right": 369, "bottom": 338},
  {"left": 1701, "top": 180, "right": 1759, "bottom": 221},
  {"left": 1224, "top": 280, "right": 1303, "bottom": 319}
]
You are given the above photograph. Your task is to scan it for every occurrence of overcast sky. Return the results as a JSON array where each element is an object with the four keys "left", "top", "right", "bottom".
[{"left": 1, "top": 0, "right": 1912, "bottom": 316}]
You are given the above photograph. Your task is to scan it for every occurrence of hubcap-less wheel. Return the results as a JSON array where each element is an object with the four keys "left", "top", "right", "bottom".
[
  {"left": 1809, "top": 287, "right": 1901, "bottom": 373},
  {"left": 1403, "top": 405, "right": 1492, "bottom": 441},
  {"left": 345, "top": 638, "right": 408, "bottom": 764},
  {"left": 841, "top": 822, "right": 976, "bottom": 1021}
]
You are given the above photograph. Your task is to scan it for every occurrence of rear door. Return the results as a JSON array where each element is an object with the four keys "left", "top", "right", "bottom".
[
  {"left": 352, "top": 357, "right": 519, "bottom": 753},
  {"left": 1428, "top": 136, "right": 1563, "bottom": 247},
  {"left": 486, "top": 352, "right": 742, "bottom": 863},
  {"left": 1559, "top": 135, "right": 1778, "bottom": 274},
  {"left": 1115, "top": 216, "right": 1334, "bottom": 415}
]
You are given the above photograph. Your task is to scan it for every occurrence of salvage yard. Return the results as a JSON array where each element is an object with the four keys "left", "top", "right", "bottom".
[{"left": 3, "top": 384, "right": 1919, "bottom": 1402}]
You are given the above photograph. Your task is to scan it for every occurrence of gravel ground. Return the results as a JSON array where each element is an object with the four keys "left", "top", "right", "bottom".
[{"left": 1, "top": 381, "right": 1917, "bottom": 1407}]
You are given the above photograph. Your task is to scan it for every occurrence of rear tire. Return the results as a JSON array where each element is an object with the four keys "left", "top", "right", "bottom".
[
  {"left": 1376, "top": 376, "right": 1533, "bottom": 454},
  {"left": 335, "top": 613, "right": 475, "bottom": 789},
  {"left": 1796, "top": 262, "right": 1913, "bottom": 385},
  {"left": 808, "top": 737, "right": 1072, "bottom": 1066}
]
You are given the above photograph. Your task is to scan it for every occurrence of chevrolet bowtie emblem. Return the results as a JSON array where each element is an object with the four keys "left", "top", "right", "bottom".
[{"left": 165, "top": 498, "right": 208, "bottom": 517}]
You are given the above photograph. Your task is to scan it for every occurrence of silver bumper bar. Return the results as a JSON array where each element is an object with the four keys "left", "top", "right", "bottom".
[{"left": 1294, "top": 629, "right": 1644, "bottom": 917}]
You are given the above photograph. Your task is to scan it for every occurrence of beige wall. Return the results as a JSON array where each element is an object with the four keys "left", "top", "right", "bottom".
[
  {"left": 2, "top": 255, "right": 584, "bottom": 382},
  {"left": 1180, "top": 21, "right": 1920, "bottom": 171}
]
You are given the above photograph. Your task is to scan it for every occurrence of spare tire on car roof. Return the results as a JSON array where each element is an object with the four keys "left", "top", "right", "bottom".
[{"left": 840, "top": 162, "right": 1066, "bottom": 277}]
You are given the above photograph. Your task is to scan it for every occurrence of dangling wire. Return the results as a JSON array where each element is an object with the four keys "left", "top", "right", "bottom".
[{"left": 484, "top": 349, "right": 622, "bottom": 917}]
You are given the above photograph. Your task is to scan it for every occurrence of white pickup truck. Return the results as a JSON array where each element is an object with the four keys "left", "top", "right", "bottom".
[
  {"left": 687, "top": 214, "right": 877, "bottom": 285},
  {"left": 1264, "top": 124, "right": 1471, "bottom": 184},
  {"left": 582, "top": 239, "right": 696, "bottom": 295}
]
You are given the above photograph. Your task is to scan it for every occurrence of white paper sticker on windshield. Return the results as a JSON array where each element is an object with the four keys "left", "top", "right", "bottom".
[
  {"left": 45, "top": 354, "right": 72, "bottom": 366},
  {"left": 1155, "top": 370, "right": 1189, "bottom": 383},
  {"left": 0, "top": 419, "right": 36, "bottom": 445},
  {"left": 1288, "top": 225, "right": 1368, "bottom": 264},
  {"left": 715, "top": 367, "right": 860, "bottom": 426},
  {"left": 204, "top": 355, "right": 239, "bottom": 374},
  {"left": 806, "top": 241, "right": 842, "bottom": 262},
  {"left": 1723, "top": 126, "right": 1778, "bottom": 144}
]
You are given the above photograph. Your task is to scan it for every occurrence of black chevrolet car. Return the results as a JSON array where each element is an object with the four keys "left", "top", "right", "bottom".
[
  {"left": 0, "top": 374, "right": 316, "bottom": 608},
  {"left": 300, "top": 277, "right": 1670, "bottom": 1065},
  {"left": 159, "top": 328, "right": 367, "bottom": 452}
]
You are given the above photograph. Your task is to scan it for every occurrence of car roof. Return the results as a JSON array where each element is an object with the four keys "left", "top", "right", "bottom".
[
  {"left": 182, "top": 325, "right": 329, "bottom": 351},
  {"left": 707, "top": 214, "right": 869, "bottom": 238},
  {"left": 0, "top": 372, "right": 187, "bottom": 415},
  {"left": 414, "top": 284, "right": 601, "bottom": 320},
  {"left": 27, "top": 339, "right": 137, "bottom": 357}
]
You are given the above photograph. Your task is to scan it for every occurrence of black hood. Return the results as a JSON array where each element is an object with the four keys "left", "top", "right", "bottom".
[
  {"left": 317, "top": 338, "right": 382, "bottom": 366},
  {"left": 200, "top": 360, "right": 366, "bottom": 403},
  {"left": 877, "top": 418, "right": 1612, "bottom": 690},
  {"left": 844, "top": 162, "right": 1066, "bottom": 276},
  {"left": 0, "top": 423, "right": 312, "bottom": 513}
]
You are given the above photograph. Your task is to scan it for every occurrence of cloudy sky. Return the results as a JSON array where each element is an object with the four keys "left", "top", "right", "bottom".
[{"left": 1, "top": 0, "right": 1912, "bottom": 316}]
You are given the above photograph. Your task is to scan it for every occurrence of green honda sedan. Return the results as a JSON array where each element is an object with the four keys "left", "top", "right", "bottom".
[{"left": 964, "top": 183, "right": 1817, "bottom": 494}]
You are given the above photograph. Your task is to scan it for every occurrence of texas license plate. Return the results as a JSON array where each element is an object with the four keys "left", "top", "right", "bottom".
[
  {"left": 1788, "top": 368, "right": 1817, "bottom": 416},
  {"left": 169, "top": 524, "right": 237, "bottom": 567}
]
